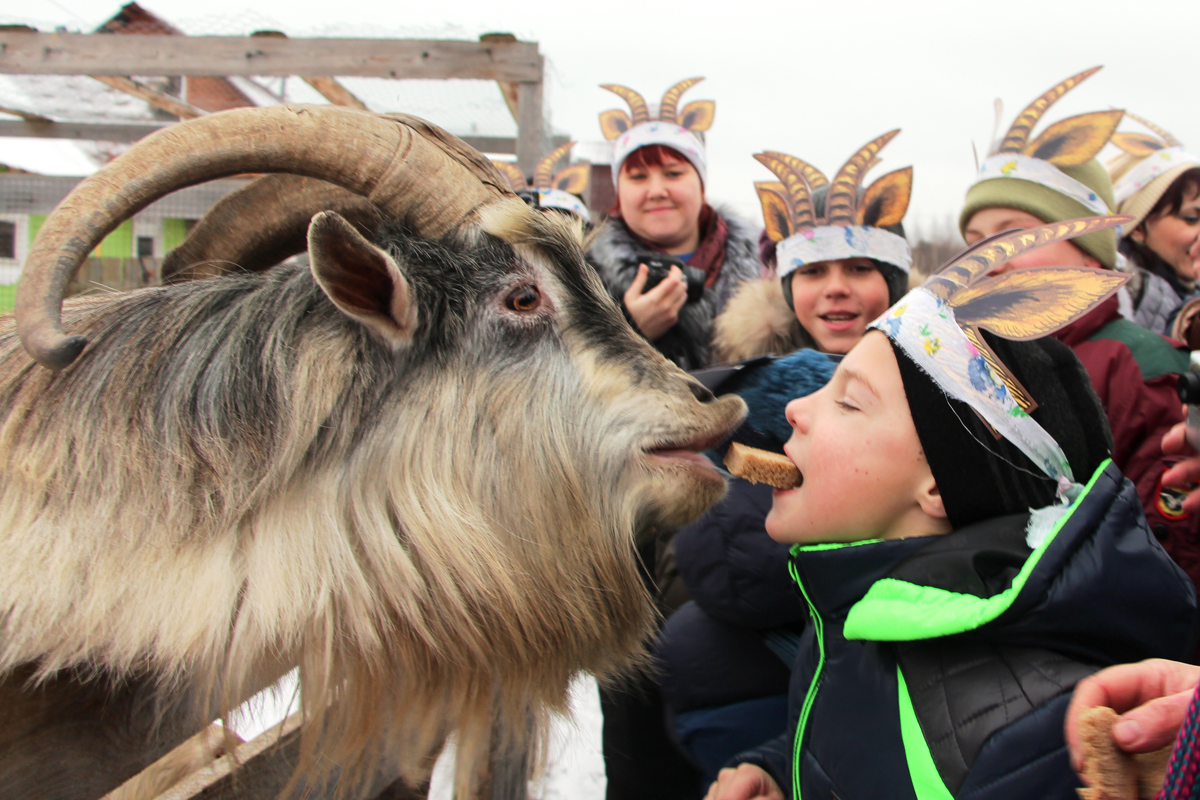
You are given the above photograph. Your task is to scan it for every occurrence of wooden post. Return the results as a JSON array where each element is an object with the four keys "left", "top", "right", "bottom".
[{"left": 515, "top": 60, "right": 544, "bottom": 177}]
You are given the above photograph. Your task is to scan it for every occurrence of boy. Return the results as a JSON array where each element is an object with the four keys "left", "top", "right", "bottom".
[{"left": 706, "top": 218, "right": 1197, "bottom": 800}]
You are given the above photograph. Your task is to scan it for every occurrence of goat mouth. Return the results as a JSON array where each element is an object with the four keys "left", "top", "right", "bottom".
[{"left": 645, "top": 431, "right": 727, "bottom": 471}]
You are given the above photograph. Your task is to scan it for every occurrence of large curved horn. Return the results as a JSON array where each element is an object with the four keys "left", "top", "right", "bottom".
[
  {"left": 659, "top": 78, "right": 704, "bottom": 125},
  {"left": 532, "top": 142, "right": 574, "bottom": 191},
  {"left": 753, "top": 153, "right": 814, "bottom": 231},
  {"left": 996, "top": 66, "right": 1101, "bottom": 154},
  {"left": 161, "top": 175, "right": 384, "bottom": 283},
  {"left": 17, "top": 104, "right": 514, "bottom": 369},
  {"left": 760, "top": 151, "right": 828, "bottom": 190},
  {"left": 826, "top": 130, "right": 899, "bottom": 226},
  {"left": 1123, "top": 110, "right": 1181, "bottom": 148},
  {"left": 600, "top": 85, "right": 650, "bottom": 125}
]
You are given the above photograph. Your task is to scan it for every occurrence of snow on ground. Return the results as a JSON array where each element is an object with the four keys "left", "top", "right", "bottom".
[{"left": 222, "top": 671, "right": 606, "bottom": 799}]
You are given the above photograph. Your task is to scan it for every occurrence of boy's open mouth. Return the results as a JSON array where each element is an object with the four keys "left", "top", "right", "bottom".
[{"left": 819, "top": 311, "right": 859, "bottom": 328}]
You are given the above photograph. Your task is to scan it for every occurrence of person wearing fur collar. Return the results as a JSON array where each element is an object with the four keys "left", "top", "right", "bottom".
[
  {"left": 589, "top": 78, "right": 762, "bottom": 370},
  {"left": 657, "top": 133, "right": 914, "bottom": 783}
]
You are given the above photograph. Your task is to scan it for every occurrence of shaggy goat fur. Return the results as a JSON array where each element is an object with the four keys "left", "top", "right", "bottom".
[{"left": 0, "top": 206, "right": 744, "bottom": 797}]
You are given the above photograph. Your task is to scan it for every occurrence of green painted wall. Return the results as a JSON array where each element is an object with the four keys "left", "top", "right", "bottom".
[
  {"left": 162, "top": 218, "right": 190, "bottom": 253},
  {"left": 98, "top": 220, "right": 133, "bottom": 258},
  {"left": 27, "top": 215, "right": 134, "bottom": 257},
  {"left": 27, "top": 214, "right": 45, "bottom": 247}
]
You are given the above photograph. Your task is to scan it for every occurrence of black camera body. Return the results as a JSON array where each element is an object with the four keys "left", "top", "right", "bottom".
[{"left": 633, "top": 251, "right": 706, "bottom": 304}]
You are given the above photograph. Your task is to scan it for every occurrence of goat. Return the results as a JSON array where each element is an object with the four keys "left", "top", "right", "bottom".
[{"left": 0, "top": 105, "right": 745, "bottom": 798}]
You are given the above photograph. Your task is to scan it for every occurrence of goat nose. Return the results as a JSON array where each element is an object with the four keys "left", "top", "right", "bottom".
[{"left": 687, "top": 380, "right": 716, "bottom": 403}]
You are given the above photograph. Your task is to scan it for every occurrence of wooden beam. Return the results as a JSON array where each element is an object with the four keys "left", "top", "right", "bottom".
[
  {"left": 91, "top": 75, "right": 205, "bottom": 119},
  {"left": 515, "top": 66, "right": 545, "bottom": 176},
  {"left": 0, "top": 33, "right": 542, "bottom": 81},
  {"left": 301, "top": 76, "right": 367, "bottom": 110},
  {"left": 0, "top": 104, "right": 50, "bottom": 122},
  {"left": 0, "top": 119, "right": 520, "bottom": 153}
]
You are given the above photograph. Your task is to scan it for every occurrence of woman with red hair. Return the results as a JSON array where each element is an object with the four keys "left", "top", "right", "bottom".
[{"left": 590, "top": 79, "right": 762, "bottom": 370}]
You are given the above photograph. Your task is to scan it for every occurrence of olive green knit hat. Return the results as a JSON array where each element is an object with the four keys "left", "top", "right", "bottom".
[
  {"left": 960, "top": 159, "right": 1118, "bottom": 268},
  {"left": 958, "top": 67, "right": 1122, "bottom": 269}
]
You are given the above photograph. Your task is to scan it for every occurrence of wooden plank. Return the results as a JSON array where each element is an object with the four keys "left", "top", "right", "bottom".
[
  {"left": 91, "top": 75, "right": 206, "bottom": 119},
  {"left": 154, "top": 713, "right": 418, "bottom": 800},
  {"left": 515, "top": 69, "right": 544, "bottom": 176},
  {"left": 0, "top": 33, "right": 542, "bottom": 81},
  {"left": 0, "top": 118, "right": 167, "bottom": 141},
  {"left": 0, "top": 103, "right": 50, "bottom": 122},
  {"left": 301, "top": 76, "right": 367, "bottom": 110},
  {"left": 0, "top": 119, "right": 515, "bottom": 153}
]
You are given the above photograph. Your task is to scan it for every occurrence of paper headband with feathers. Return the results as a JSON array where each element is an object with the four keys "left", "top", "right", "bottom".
[
  {"left": 598, "top": 78, "right": 715, "bottom": 141},
  {"left": 491, "top": 142, "right": 590, "bottom": 217},
  {"left": 870, "top": 215, "right": 1130, "bottom": 490},
  {"left": 974, "top": 67, "right": 1123, "bottom": 215},
  {"left": 756, "top": 130, "right": 913, "bottom": 275},
  {"left": 600, "top": 78, "right": 713, "bottom": 186},
  {"left": 1107, "top": 112, "right": 1199, "bottom": 210}
]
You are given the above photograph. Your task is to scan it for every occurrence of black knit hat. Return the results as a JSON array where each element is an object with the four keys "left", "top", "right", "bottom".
[{"left": 891, "top": 331, "right": 1113, "bottom": 528}]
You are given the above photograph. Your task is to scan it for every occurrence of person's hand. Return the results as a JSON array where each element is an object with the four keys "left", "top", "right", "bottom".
[
  {"left": 1066, "top": 659, "right": 1200, "bottom": 773},
  {"left": 624, "top": 263, "right": 688, "bottom": 341},
  {"left": 704, "top": 763, "right": 785, "bottom": 800},
  {"left": 1162, "top": 421, "right": 1200, "bottom": 514}
]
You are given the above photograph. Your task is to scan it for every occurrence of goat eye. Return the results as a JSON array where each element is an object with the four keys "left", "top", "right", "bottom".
[{"left": 505, "top": 285, "right": 541, "bottom": 313}]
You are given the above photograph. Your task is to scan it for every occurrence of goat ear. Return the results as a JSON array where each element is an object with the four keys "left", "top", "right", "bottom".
[
  {"left": 755, "top": 182, "right": 793, "bottom": 242},
  {"left": 308, "top": 211, "right": 417, "bottom": 348},
  {"left": 554, "top": 164, "right": 590, "bottom": 194},
  {"left": 679, "top": 100, "right": 715, "bottom": 132},
  {"left": 599, "top": 110, "right": 631, "bottom": 140},
  {"left": 1111, "top": 132, "right": 1164, "bottom": 156},
  {"left": 1023, "top": 110, "right": 1124, "bottom": 166},
  {"left": 857, "top": 167, "right": 912, "bottom": 227}
]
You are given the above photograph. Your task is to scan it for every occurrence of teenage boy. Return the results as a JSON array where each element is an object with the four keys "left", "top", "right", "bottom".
[{"left": 706, "top": 218, "right": 1196, "bottom": 800}]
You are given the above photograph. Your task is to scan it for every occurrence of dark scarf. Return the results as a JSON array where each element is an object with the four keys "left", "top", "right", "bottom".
[{"left": 622, "top": 204, "right": 729, "bottom": 287}]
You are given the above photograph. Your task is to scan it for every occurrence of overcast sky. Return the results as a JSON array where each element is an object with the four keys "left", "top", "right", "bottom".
[{"left": 5, "top": 0, "right": 1197, "bottom": 240}]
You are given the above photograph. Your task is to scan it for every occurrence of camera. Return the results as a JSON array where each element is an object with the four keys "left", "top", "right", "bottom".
[{"left": 632, "top": 251, "right": 706, "bottom": 304}]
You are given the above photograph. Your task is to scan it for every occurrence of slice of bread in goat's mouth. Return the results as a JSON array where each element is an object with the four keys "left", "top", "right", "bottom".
[
  {"left": 724, "top": 442, "right": 801, "bottom": 490},
  {"left": 1076, "top": 706, "right": 1138, "bottom": 800}
]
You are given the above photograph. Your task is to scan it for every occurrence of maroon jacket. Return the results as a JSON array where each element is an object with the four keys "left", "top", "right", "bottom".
[{"left": 1054, "top": 296, "right": 1200, "bottom": 593}]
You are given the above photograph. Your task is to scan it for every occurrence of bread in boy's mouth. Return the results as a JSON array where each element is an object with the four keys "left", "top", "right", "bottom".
[
  {"left": 724, "top": 442, "right": 801, "bottom": 490},
  {"left": 1075, "top": 706, "right": 1171, "bottom": 800}
]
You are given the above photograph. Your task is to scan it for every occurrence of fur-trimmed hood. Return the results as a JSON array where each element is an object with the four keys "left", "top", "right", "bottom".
[
  {"left": 712, "top": 278, "right": 814, "bottom": 362},
  {"left": 588, "top": 205, "right": 762, "bottom": 370}
]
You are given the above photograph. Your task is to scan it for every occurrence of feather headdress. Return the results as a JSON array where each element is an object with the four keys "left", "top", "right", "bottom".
[
  {"left": 599, "top": 78, "right": 713, "bottom": 186},
  {"left": 973, "top": 67, "right": 1123, "bottom": 216},
  {"left": 1106, "top": 113, "right": 1198, "bottom": 223},
  {"left": 870, "top": 215, "right": 1130, "bottom": 489},
  {"left": 756, "top": 131, "right": 913, "bottom": 276},
  {"left": 491, "top": 143, "right": 590, "bottom": 218}
]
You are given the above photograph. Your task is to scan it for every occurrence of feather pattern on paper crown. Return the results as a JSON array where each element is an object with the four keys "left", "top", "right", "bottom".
[
  {"left": 991, "top": 67, "right": 1123, "bottom": 166},
  {"left": 870, "top": 215, "right": 1130, "bottom": 482},
  {"left": 598, "top": 78, "right": 715, "bottom": 141},
  {"left": 922, "top": 216, "right": 1130, "bottom": 411},
  {"left": 492, "top": 143, "right": 589, "bottom": 195},
  {"left": 753, "top": 131, "right": 912, "bottom": 242},
  {"left": 1111, "top": 111, "right": 1182, "bottom": 156}
]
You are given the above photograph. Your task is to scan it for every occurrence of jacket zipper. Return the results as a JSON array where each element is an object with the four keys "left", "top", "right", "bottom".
[{"left": 789, "top": 557, "right": 825, "bottom": 800}]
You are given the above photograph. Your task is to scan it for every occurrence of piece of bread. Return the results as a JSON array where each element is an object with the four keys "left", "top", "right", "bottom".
[
  {"left": 1077, "top": 706, "right": 1138, "bottom": 800},
  {"left": 724, "top": 442, "right": 801, "bottom": 490}
]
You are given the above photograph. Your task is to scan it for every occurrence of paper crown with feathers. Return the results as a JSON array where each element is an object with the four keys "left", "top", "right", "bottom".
[
  {"left": 755, "top": 130, "right": 913, "bottom": 276},
  {"left": 1106, "top": 112, "right": 1199, "bottom": 228},
  {"left": 973, "top": 67, "right": 1124, "bottom": 216},
  {"left": 869, "top": 215, "right": 1130, "bottom": 492},
  {"left": 491, "top": 142, "right": 590, "bottom": 218},
  {"left": 599, "top": 78, "right": 714, "bottom": 186}
]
